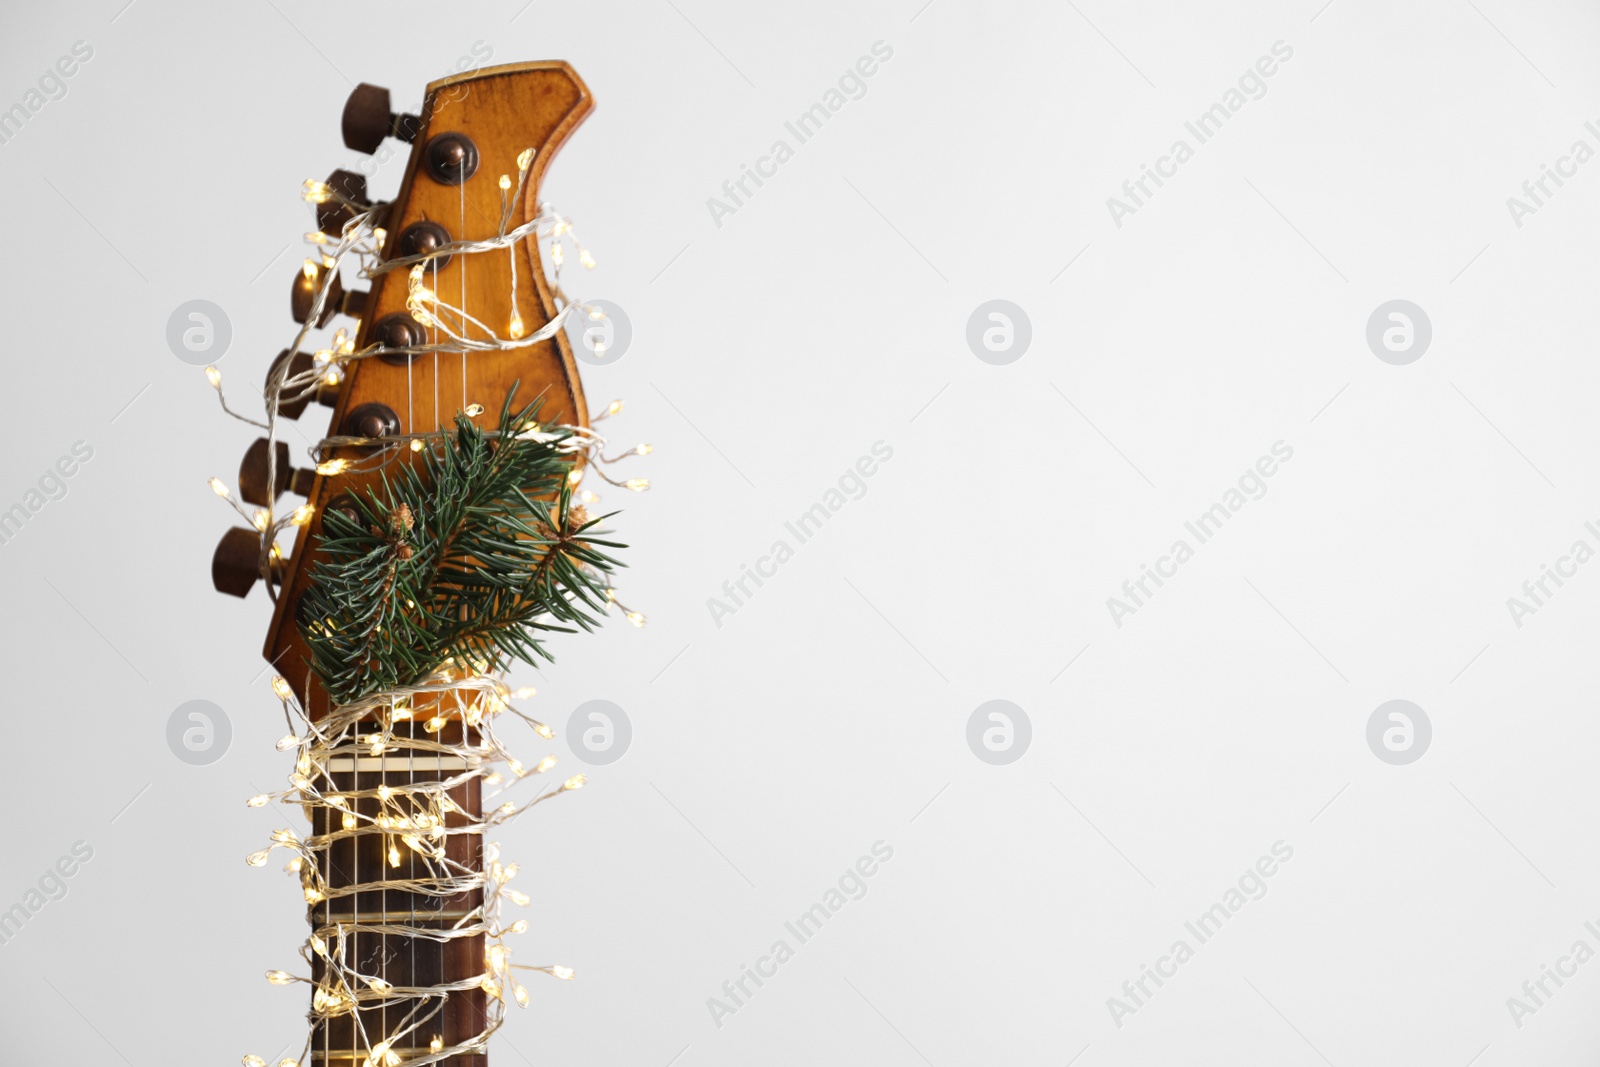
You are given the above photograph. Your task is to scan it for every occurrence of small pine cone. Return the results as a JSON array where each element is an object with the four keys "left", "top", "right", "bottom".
[
  {"left": 567, "top": 505, "right": 590, "bottom": 530},
  {"left": 396, "top": 543, "right": 415, "bottom": 561}
]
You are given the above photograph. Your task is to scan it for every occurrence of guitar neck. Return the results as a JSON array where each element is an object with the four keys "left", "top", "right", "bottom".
[
  {"left": 310, "top": 714, "right": 486, "bottom": 1067},
  {"left": 218, "top": 67, "right": 619, "bottom": 1067}
]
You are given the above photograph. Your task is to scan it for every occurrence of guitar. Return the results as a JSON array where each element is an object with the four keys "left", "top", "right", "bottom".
[{"left": 208, "top": 63, "right": 643, "bottom": 1067}]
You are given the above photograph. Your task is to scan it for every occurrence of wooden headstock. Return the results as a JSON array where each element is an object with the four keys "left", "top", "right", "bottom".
[{"left": 214, "top": 62, "right": 596, "bottom": 713}]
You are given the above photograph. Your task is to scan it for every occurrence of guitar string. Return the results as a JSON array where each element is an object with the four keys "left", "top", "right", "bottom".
[
  {"left": 351, "top": 727, "right": 358, "bottom": 1067},
  {"left": 456, "top": 174, "right": 466, "bottom": 1067},
  {"left": 459, "top": 178, "right": 468, "bottom": 416}
]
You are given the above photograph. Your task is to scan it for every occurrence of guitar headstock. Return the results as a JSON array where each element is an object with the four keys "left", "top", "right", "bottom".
[{"left": 210, "top": 62, "right": 612, "bottom": 712}]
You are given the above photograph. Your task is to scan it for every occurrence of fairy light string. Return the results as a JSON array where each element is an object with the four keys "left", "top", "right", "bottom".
[
  {"left": 244, "top": 673, "right": 580, "bottom": 1067},
  {"left": 207, "top": 147, "right": 648, "bottom": 1067}
]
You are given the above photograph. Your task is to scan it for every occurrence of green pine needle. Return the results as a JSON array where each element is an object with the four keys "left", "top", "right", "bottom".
[{"left": 298, "top": 391, "right": 625, "bottom": 704}]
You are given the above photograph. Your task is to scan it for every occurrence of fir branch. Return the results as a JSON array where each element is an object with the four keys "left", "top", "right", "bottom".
[{"left": 299, "top": 392, "right": 625, "bottom": 704}]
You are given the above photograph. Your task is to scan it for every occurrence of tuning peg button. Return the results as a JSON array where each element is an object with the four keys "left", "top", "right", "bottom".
[
  {"left": 342, "top": 83, "right": 420, "bottom": 155},
  {"left": 267, "top": 350, "right": 339, "bottom": 420},
  {"left": 239, "top": 439, "right": 315, "bottom": 507},
  {"left": 212, "top": 527, "right": 287, "bottom": 598},
  {"left": 291, "top": 261, "right": 368, "bottom": 327},
  {"left": 316, "top": 169, "right": 370, "bottom": 238}
]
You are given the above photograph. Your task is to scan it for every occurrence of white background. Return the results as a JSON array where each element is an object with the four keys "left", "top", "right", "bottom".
[{"left": 1, "top": 1, "right": 1599, "bottom": 1064}]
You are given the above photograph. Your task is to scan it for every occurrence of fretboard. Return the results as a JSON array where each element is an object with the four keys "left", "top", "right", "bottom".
[{"left": 310, "top": 719, "right": 486, "bottom": 1067}]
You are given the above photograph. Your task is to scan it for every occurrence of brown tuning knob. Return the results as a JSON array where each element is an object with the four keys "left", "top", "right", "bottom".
[
  {"left": 342, "top": 83, "right": 420, "bottom": 155},
  {"left": 316, "top": 169, "right": 372, "bottom": 238},
  {"left": 267, "top": 350, "right": 339, "bottom": 419},
  {"left": 291, "top": 261, "right": 368, "bottom": 326},
  {"left": 239, "top": 439, "right": 316, "bottom": 507},
  {"left": 212, "top": 527, "right": 287, "bottom": 598}
]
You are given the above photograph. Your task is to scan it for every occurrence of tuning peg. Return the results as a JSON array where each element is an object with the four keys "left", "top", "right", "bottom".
[
  {"left": 291, "top": 259, "right": 368, "bottom": 326},
  {"left": 239, "top": 439, "right": 315, "bottom": 507},
  {"left": 212, "top": 527, "right": 287, "bottom": 598},
  {"left": 342, "top": 83, "right": 420, "bottom": 155},
  {"left": 315, "top": 169, "right": 371, "bottom": 238},
  {"left": 267, "top": 350, "right": 339, "bottom": 420}
]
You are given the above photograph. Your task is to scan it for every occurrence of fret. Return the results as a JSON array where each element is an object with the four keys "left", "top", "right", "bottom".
[
  {"left": 325, "top": 756, "right": 472, "bottom": 772},
  {"left": 312, "top": 908, "right": 477, "bottom": 923}
]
